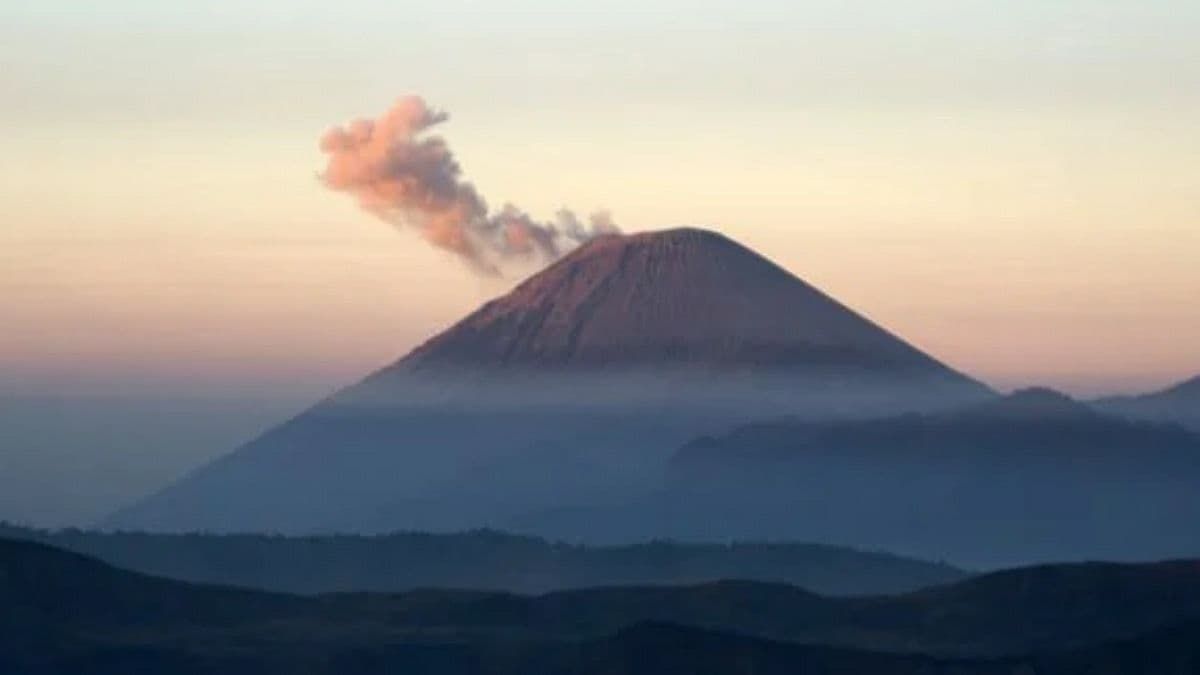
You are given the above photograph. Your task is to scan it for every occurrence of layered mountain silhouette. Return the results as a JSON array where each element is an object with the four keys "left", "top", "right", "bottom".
[
  {"left": 1096, "top": 375, "right": 1200, "bottom": 431},
  {"left": 6, "top": 537, "right": 1200, "bottom": 674},
  {"left": 0, "top": 524, "right": 965, "bottom": 596},
  {"left": 655, "top": 388, "right": 1200, "bottom": 566},
  {"left": 673, "top": 387, "right": 1199, "bottom": 468},
  {"left": 106, "top": 228, "right": 989, "bottom": 534}
]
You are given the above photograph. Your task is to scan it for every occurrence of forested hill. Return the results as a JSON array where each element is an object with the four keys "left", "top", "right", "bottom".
[
  {"left": 0, "top": 524, "right": 964, "bottom": 596},
  {"left": 5, "top": 537, "right": 1200, "bottom": 675}
]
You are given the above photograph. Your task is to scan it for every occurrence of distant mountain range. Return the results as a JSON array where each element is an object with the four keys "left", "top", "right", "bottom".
[
  {"left": 1096, "top": 375, "right": 1200, "bottom": 431},
  {"left": 656, "top": 387, "right": 1200, "bottom": 566},
  {"left": 673, "top": 387, "right": 1200, "bottom": 473},
  {"left": 105, "top": 228, "right": 989, "bottom": 535},
  {"left": 0, "top": 524, "right": 965, "bottom": 597},
  {"left": 5, "top": 537, "right": 1200, "bottom": 674},
  {"left": 509, "top": 388, "right": 1200, "bottom": 565}
]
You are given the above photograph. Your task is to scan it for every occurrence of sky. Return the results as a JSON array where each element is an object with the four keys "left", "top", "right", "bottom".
[{"left": 2, "top": 0, "right": 1199, "bottom": 403}]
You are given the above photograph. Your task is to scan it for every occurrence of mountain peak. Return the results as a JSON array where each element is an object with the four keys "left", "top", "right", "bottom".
[
  {"left": 399, "top": 228, "right": 977, "bottom": 381},
  {"left": 574, "top": 226, "right": 739, "bottom": 253}
]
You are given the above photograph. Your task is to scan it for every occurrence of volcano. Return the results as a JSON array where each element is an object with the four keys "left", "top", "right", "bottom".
[
  {"left": 403, "top": 228, "right": 966, "bottom": 372},
  {"left": 106, "top": 228, "right": 990, "bottom": 534}
]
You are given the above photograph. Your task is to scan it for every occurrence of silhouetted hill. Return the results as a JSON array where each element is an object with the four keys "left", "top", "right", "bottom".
[
  {"left": 6, "top": 538, "right": 1200, "bottom": 674},
  {"left": 658, "top": 389, "right": 1200, "bottom": 566},
  {"left": 528, "top": 622, "right": 1022, "bottom": 675},
  {"left": 105, "top": 227, "right": 989, "bottom": 536},
  {"left": 851, "top": 559, "right": 1200, "bottom": 656},
  {"left": 1096, "top": 375, "right": 1200, "bottom": 431},
  {"left": 485, "top": 618, "right": 1200, "bottom": 675},
  {"left": 0, "top": 524, "right": 965, "bottom": 596},
  {"left": 1035, "top": 617, "right": 1200, "bottom": 675},
  {"left": 306, "top": 560, "right": 1200, "bottom": 657},
  {"left": 675, "top": 387, "right": 1199, "bottom": 469},
  {"left": 0, "top": 537, "right": 305, "bottom": 630}
]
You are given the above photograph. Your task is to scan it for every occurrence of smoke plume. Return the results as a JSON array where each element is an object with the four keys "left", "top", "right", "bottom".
[{"left": 319, "top": 96, "right": 619, "bottom": 274}]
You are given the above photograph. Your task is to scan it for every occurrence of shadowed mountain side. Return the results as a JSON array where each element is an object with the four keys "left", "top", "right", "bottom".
[
  {"left": 1034, "top": 618, "right": 1200, "bottom": 675},
  {"left": 1096, "top": 374, "right": 1200, "bottom": 432},
  {"left": 513, "top": 622, "right": 1024, "bottom": 675},
  {"left": 662, "top": 388, "right": 1200, "bottom": 567},
  {"left": 506, "top": 619, "right": 1200, "bottom": 675},
  {"left": 674, "top": 387, "right": 1200, "bottom": 472},
  {"left": 0, "top": 538, "right": 308, "bottom": 632},
  {"left": 513, "top": 389, "right": 1200, "bottom": 566},
  {"left": 0, "top": 524, "right": 965, "bottom": 596},
  {"left": 6, "top": 538, "right": 1200, "bottom": 674},
  {"left": 525, "top": 618, "right": 1200, "bottom": 675},
  {"left": 105, "top": 228, "right": 990, "bottom": 535},
  {"left": 0, "top": 394, "right": 309, "bottom": 528}
]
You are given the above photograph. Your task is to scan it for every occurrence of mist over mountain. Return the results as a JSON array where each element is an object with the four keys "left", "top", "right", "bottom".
[
  {"left": 105, "top": 228, "right": 989, "bottom": 535},
  {"left": 6, "top": 537, "right": 1200, "bottom": 674},
  {"left": 0, "top": 394, "right": 308, "bottom": 528},
  {"left": 0, "top": 524, "right": 964, "bottom": 597},
  {"left": 647, "top": 388, "right": 1200, "bottom": 566},
  {"left": 1096, "top": 375, "right": 1200, "bottom": 432}
]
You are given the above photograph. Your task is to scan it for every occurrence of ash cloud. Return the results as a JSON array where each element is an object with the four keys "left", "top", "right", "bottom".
[{"left": 319, "top": 96, "right": 618, "bottom": 275}]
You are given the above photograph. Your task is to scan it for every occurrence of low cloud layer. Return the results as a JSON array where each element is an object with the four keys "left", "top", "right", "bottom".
[{"left": 319, "top": 96, "right": 618, "bottom": 274}]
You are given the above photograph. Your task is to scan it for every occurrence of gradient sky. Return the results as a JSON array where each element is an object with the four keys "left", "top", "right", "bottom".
[{"left": 3, "top": 0, "right": 1199, "bottom": 398}]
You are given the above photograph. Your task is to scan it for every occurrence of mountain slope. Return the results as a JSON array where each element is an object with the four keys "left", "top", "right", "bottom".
[
  {"left": 1036, "top": 617, "right": 1200, "bottom": 675},
  {"left": 1096, "top": 375, "right": 1200, "bottom": 431},
  {"left": 0, "top": 524, "right": 965, "bottom": 597},
  {"left": 674, "top": 387, "right": 1200, "bottom": 469},
  {"left": 0, "top": 537, "right": 306, "bottom": 632},
  {"left": 106, "top": 228, "right": 989, "bottom": 535},
  {"left": 7, "top": 537, "right": 1200, "bottom": 674},
  {"left": 655, "top": 388, "right": 1200, "bottom": 566}
]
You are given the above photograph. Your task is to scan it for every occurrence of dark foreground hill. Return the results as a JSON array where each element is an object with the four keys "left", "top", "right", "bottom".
[
  {"left": 6, "top": 537, "right": 1200, "bottom": 674},
  {"left": 106, "top": 228, "right": 989, "bottom": 536},
  {"left": 650, "top": 388, "right": 1200, "bottom": 567},
  {"left": 516, "top": 620, "right": 1200, "bottom": 675},
  {"left": 0, "top": 524, "right": 964, "bottom": 596}
]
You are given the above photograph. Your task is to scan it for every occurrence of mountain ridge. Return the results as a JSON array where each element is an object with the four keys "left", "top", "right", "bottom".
[
  {"left": 0, "top": 524, "right": 966, "bottom": 597},
  {"left": 1095, "top": 374, "right": 1200, "bottom": 431},
  {"left": 7, "top": 536, "right": 1200, "bottom": 673},
  {"left": 654, "top": 388, "right": 1200, "bottom": 565}
]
